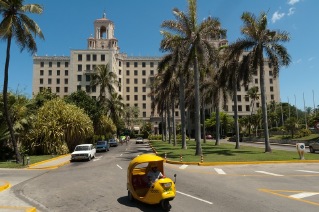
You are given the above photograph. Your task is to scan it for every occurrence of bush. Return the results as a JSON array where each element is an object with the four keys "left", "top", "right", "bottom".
[
  {"left": 296, "top": 128, "right": 311, "bottom": 138},
  {"left": 0, "top": 146, "right": 14, "bottom": 161}
]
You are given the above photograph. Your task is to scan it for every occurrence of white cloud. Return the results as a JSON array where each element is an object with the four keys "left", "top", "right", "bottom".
[
  {"left": 288, "top": 7, "right": 295, "bottom": 16},
  {"left": 272, "top": 11, "right": 285, "bottom": 23},
  {"left": 287, "top": 0, "right": 300, "bottom": 5},
  {"left": 295, "top": 59, "right": 302, "bottom": 64},
  {"left": 308, "top": 57, "right": 315, "bottom": 61}
]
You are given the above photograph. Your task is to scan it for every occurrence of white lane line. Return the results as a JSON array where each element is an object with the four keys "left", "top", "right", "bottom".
[
  {"left": 290, "top": 192, "right": 319, "bottom": 199},
  {"left": 117, "top": 164, "right": 123, "bottom": 170},
  {"left": 255, "top": 171, "right": 283, "bottom": 176},
  {"left": 176, "top": 191, "right": 213, "bottom": 205},
  {"left": 296, "top": 170, "right": 319, "bottom": 174},
  {"left": 214, "top": 168, "right": 226, "bottom": 175},
  {"left": 179, "top": 165, "right": 188, "bottom": 169},
  {"left": 120, "top": 154, "right": 123, "bottom": 156}
]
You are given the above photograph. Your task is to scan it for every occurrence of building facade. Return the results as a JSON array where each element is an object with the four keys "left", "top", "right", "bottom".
[{"left": 32, "top": 14, "right": 280, "bottom": 133}]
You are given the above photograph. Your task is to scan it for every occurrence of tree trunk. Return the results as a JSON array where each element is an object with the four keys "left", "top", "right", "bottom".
[
  {"left": 259, "top": 59, "right": 272, "bottom": 152},
  {"left": 172, "top": 99, "right": 176, "bottom": 146},
  {"left": 179, "top": 75, "right": 187, "bottom": 149},
  {"left": 3, "top": 37, "right": 21, "bottom": 163},
  {"left": 215, "top": 91, "right": 221, "bottom": 145},
  {"left": 161, "top": 110, "right": 164, "bottom": 142},
  {"left": 202, "top": 100, "right": 206, "bottom": 144},
  {"left": 194, "top": 56, "right": 202, "bottom": 155},
  {"left": 166, "top": 101, "right": 171, "bottom": 144},
  {"left": 233, "top": 79, "right": 240, "bottom": 149}
]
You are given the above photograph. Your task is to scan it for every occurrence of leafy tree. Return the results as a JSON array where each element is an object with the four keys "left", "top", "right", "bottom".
[
  {"left": 284, "top": 117, "right": 299, "bottom": 138},
  {"left": 228, "top": 11, "right": 291, "bottom": 152},
  {"left": 0, "top": 0, "right": 44, "bottom": 163},
  {"left": 28, "top": 99, "right": 94, "bottom": 154}
]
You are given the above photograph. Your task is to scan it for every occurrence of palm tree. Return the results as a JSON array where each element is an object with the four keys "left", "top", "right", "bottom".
[
  {"left": 90, "top": 64, "right": 118, "bottom": 106},
  {"left": 160, "top": 0, "right": 226, "bottom": 155},
  {"left": 229, "top": 11, "right": 291, "bottom": 152},
  {"left": 247, "top": 86, "right": 260, "bottom": 136},
  {"left": 0, "top": 0, "right": 44, "bottom": 163}
]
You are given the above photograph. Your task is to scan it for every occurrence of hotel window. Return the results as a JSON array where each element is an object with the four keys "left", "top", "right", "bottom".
[
  {"left": 237, "top": 95, "right": 241, "bottom": 102},
  {"left": 119, "top": 78, "right": 122, "bottom": 83},
  {"left": 256, "top": 103, "right": 260, "bottom": 108},
  {"left": 49, "top": 62, "right": 52, "bottom": 67},
  {"left": 101, "top": 54, "right": 105, "bottom": 61},
  {"left": 238, "top": 105, "right": 242, "bottom": 112},
  {"left": 39, "top": 87, "right": 43, "bottom": 92},
  {"left": 86, "top": 54, "right": 91, "bottom": 61},
  {"left": 270, "top": 86, "right": 273, "bottom": 92},
  {"left": 126, "top": 79, "right": 130, "bottom": 84},
  {"left": 77, "top": 75, "right": 82, "bottom": 81},
  {"left": 142, "top": 70, "right": 146, "bottom": 76},
  {"left": 56, "top": 87, "right": 60, "bottom": 93},
  {"left": 143, "top": 112, "right": 146, "bottom": 117},
  {"left": 40, "top": 62, "right": 44, "bottom": 67},
  {"left": 175, "top": 111, "right": 179, "bottom": 117},
  {"left": 142, "top": 78, "right": 146, "bottom": 84},
  {"left": 65, "top": 70, "right": 68, "bottom": 76},
  {"left": 237, "top": 87, "right": 241, "bottom": 91},
  {"left": 86, "top": 75, "right": 90, "bottom": 82},
  {"left": 126, "top": 70, "right": 130, "bottom": 75},
  {"left": 134, "top": 62, "right": 138, "bottom": 67},
  {"left": 269, "top": 79, "right": 273, "bottom": 84},
  {"left": 57, "top": 70, "right": 60, "bottom": 76},
  {"left": 142, "top": 62, "right": 146, "bottom": 67},
  {"left": 245, "top": 85, "right": 248, "bottom": 91},
  {"left": 143, "top": 95, "right": 146, "bottom": 100},
  {"left": 92, "top": 86, "right": 96, "bottom": 92},
  {"left": 150, "top": 62, "right": 154, "bottom": 67},
  {"left": 134, "top": 103, "right": 138, "bottom": 107},
  {"left": 268, "top": 62, "right": 272, "bottom": 68},
  {"left": 40, "top": 78, "right": 43, "bottom": 84},
  {"left": 77, "top": 85, "right": 81, "bottom": 91},
  {"left": 56, "top": 79, "right": 60, "bottom": 84},
  {"left": 57, "top": 62, "right": 60, "bottom": 67},
  {"left": 150, "top": 70, "right": 154, "bottom": 75},
  {"left": 134, "top": 79, "right": 138, "bottom": 84},
  {"left": 64, "top": 87, "right": 68, "bottom": 92},
  {"left": 143, "top": 103, "right": 146, "bottom": 109},
  {"left": 48, "top": 70, "right": 52, "bottom": 76},
  {"left": 224, "top": 105, "right": 228, "bottom": 112},
  {"left": 255, "top": 79, "right": 258, "bottom": 84},
  {"left": 86, "top": 85, "right": 90, "bottom": 92},
  {"left": 126, "top": 87, "right": 130, "bottom": 92},
  {"left": 245, "top": 96, "right": 249, "bottom": 102},
  {"left": 134, "top": 95, "right": 138, "bottom": 101},
  {"left": 64, "top": 79, "right": 68, "bottom": 84},
  {"left": 246, "top": 105, "right": 250, "bottom": 111},
  {"left": 93, "top": 54, "right": 97, "bottom": 61},
  {"left": 119, "top": 61, "right": 122, "bottom": 67},
  {"left": 92, "top": 65, "right": 96, "bottom": 70},
  {"left": 78, "top": 54, "right": 82, "bottom": 61},
  {"left": 126, "top": 62, "right": 130, "bottom": 67},
  {"left": 40, "top": 70, "right": 44, "bottom": 76},
  {"left": 134, "top": 70, "right": 138, "bottom": 76},
  {"left": 65, "top": 62, "right": 69, "bottom": 67},
  {"left": 126, "top": 95, "right": 130, "bottom": 101},
  {"left": 48, "top": 78, "right": 52, "bottom": 84},
  {"left": 271, "top": 94, "right": 274, "bottom": 100},
  {"left": 142, "top": 87, "right": 146, "bottom": 92},
  {"left": 269, "top": 71, "right": 273, "bottom": 76},
  {"left": 119, "top": 70, "right": 121, "bottom": 75},
  {"left": 86, "top": 64, "right": 90, "bottom": 71},
  {"left": 78, "top": 64, "right": 82, "bottom": 71},
  {"left": 134, "top": 87, "right": 138, "bottom": 92}
]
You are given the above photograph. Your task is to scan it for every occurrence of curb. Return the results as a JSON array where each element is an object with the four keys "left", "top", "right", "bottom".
[
  {"left": 0, "top": 180, "right": 10, "bottom": 192},
  {"left": 0, "top": 206, "right": 36, "bottom": 212},
  {"left": 26, "top": 154, "right": 71, "bottom": 170},
  {"left": 149, "top": 143, "right": 319, "bottom": 166}
]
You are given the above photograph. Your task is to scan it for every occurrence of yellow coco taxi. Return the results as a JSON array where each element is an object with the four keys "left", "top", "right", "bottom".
[{"left": 127, "top": 154, "right": 176, "bottom": 211}]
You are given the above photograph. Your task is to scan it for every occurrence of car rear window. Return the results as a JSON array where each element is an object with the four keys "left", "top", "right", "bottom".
[{"left": 97, "top": 141, "right": 105, "bottom": 145}]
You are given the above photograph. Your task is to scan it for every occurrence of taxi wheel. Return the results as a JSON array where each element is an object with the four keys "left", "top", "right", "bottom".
[
  {"left": 309, "top": 146, "right": 314, "bottom": 153},
  {"left": 128, "top": 190, "right": 134, "bottom": 202},
  {"left": 161, "top": 200, "right": 171, "bottom": 211}
]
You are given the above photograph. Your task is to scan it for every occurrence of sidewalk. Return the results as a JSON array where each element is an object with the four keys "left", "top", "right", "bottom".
[{"left": 26, "top": 154, "right": 71, "bottom": 170}]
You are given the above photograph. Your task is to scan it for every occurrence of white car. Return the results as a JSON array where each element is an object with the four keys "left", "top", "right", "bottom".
[
  {"left": 71, "top": 144, "right": 96, "bottom": 161},
  {"left": 135, "top": 137, "right": 145, "bottom": 144}
]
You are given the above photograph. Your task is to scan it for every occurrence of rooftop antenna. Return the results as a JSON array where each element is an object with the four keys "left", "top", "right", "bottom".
[{"left": 103, "top": 9, "right": 106, "bottom": 18}]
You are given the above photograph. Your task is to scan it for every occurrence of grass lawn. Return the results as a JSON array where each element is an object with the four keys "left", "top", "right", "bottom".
[
  {"left": 0, "top": 155, "right": 58, "bottom": 168},
  {"left": 149, "top": 140, "right": 319, "bottom": 163}
]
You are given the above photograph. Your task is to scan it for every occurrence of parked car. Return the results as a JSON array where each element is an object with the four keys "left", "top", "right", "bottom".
[
  {"left": 309, "top": 139, "right": 319, "bottom": 153},
  {"left": 109, "top": 138, "right": 118, "bottom": 147},
  {"left": 135, "top": 137, "right": 144, "bottom": 144},
  {"left": 96, "top": 140, "right": 110, "bottom": 152},
  {"left": 71, "top": 144, "right": 96, "bottom": 162}
]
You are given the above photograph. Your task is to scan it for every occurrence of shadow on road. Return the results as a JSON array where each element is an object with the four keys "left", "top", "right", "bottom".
[{"left": 117, "top": 196, "right": 164, "bottom": 212}]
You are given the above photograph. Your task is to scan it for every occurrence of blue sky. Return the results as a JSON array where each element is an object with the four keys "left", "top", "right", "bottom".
[{"left": 0, "top": 0, "right": 318, "bottom": 110}]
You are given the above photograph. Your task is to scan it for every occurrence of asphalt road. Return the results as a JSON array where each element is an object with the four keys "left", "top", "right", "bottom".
[{"left": 2, "top": 140, "right": 319, "bottom": 212}]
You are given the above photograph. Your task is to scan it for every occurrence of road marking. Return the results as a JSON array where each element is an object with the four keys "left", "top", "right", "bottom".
[
  {"left": 255, "top": 171, "right": 283, "bottom": 176},
  {"left": 179, "top": 165, "right": 188, "bottom": 169},
  {"left": 93, "top": 156, "right": 102, "bottom": 161},
  {"left": 120, "top": 154, "right": 123, "bottom": 156},
  {"left": 296, "top": 170, "right": 319, "bottom": 174},
  {"left": 117, "top": 164, "right": 123, "bottom": 170},
  {"left": 214, "top": 168, "right": 226, "bottom": 175},
  {"left": 176, "top": 191, "right": 213, "bottom": 204},
  {"left": 290, "top": 192, "right": 319, "bottom": 199}
]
